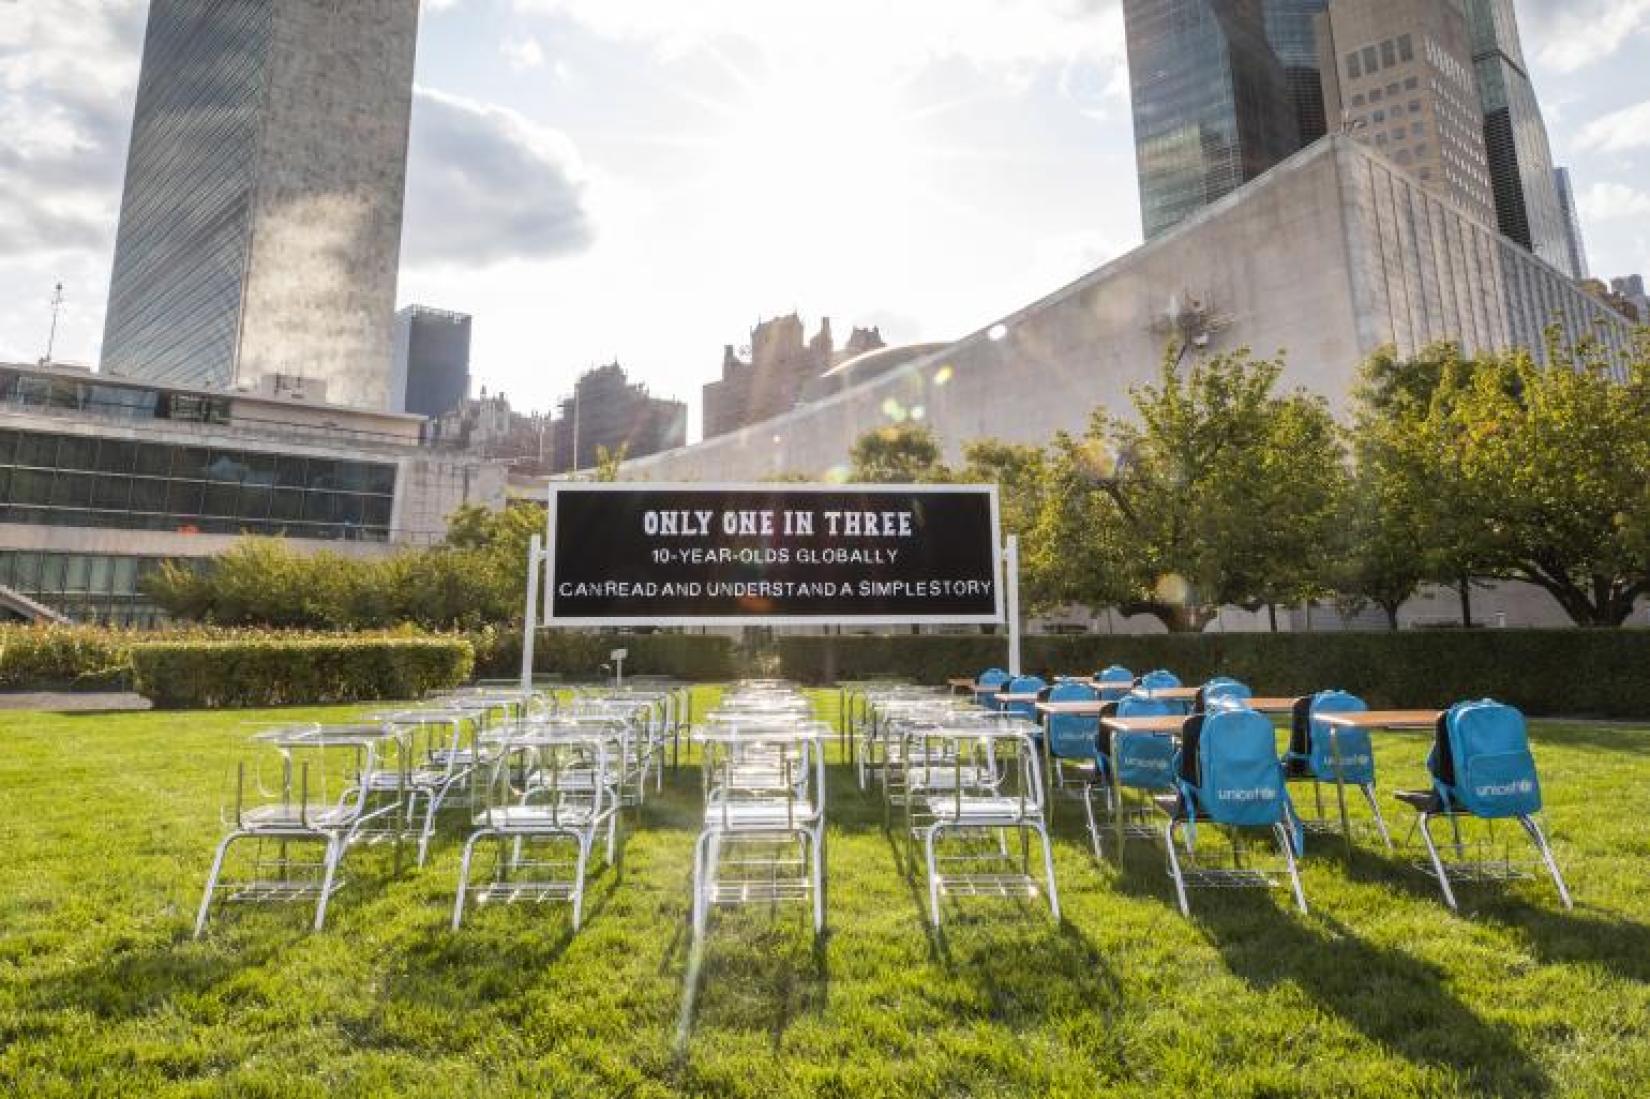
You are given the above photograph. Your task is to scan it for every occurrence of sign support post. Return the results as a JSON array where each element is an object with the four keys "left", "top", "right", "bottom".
[
  {"left": 520, "top": 532, "right": 543, "bottom": 692},
  {"left": 1004, "top": 534, "right": 1021, "bottom": 676}
]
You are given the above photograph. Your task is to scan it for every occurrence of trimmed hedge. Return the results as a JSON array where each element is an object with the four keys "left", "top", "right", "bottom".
[
  {"left": 472, "top": 630, "right": 739, "bottom": 682},
  {"left": 778, "top": 630, "right": 1650, "bottom": 719},
  {"left": 130, "top": 637, "right": 474, "bottom": 709},
  {"left": 0, "top": 625, "right": 135, "bottom": 691}
]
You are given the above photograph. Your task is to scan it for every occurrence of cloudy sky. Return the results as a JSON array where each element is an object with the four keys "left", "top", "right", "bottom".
[{"left": 1, "top": 0, "right": 1647, "bottom": 439}]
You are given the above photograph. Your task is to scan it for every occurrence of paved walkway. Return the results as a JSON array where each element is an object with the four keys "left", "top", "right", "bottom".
[{"left": 0, "top": 692, "right": 150, "bottom": 712}]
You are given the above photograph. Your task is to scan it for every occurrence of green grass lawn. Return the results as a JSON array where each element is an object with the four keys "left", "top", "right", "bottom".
[{"left": 2, "top": 690, "right": 1649, "bottom": 1097}]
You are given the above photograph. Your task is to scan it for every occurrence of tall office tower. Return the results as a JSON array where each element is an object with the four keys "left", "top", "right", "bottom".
[
  {"left": 1264, "top": 1, "right": 1331, "bottom": 148},
  {"left": 1554, "top": 167, "right": 1589, "bottom": 280},
  {"left": 1316, "top": 0, "right": 1498, "bottom": 226},
  {"left": 1466, "top": 0, "right": 1571, "bottom": 275},
  {"left": 1123, "top": 0, "right": 1302, "bottom": 239},
  {"left": 101, "top": 0, "right": 420, "bottom": 410},
  {"left": 391, "top": 306, "right": 471, "bottom": 418}
]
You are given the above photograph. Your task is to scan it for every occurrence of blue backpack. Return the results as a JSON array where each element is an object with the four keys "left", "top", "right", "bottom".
[
  {"left": 1301, "top": 691, "right": 1375, "bottom": 785},
  {"left": 1046, "top": 682, "right": 1099, "bottom": 760},
  {"left": 1095, "top": 665, "right": 1134, "bottom": 701},
  {"left": 1112, "top": 697, "right": 1178, "bottom": 789},
  {"left": 1200, "top": 677, "right": 1252, "bottom": 711},
  {"left": 974, "top": 667, "right": 1009, "bottom": 708},
  {"left": 1429, "top": 700, "right": 1542, "bottom": 819},
  {"left": 1179, "top": 709, "right": 1300, "bottom": 850},
  {"left": 1001, "top": 675, "right": 1046, "bottom": 720}
]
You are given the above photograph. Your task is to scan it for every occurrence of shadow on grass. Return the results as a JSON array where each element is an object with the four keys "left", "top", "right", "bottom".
[
  {"left": 18, "top": 931, "right": 289, "bottom": 1027},
  {"left": 1200, "top": 906, "right": 1553, "bottom": 1098},
  {"left": 929, "top": 917, "right": 1124, "bottom": 1030},
  {"left": 1480, "top": 898, "right": 1650, "bottom": 985},
  {"left": 677, "top": 910, "right": 830, "bottom": 1051}
]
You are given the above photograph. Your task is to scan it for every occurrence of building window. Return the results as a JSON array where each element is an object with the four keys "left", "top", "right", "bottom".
[
  {"left": 1373, "top": 110, "right": 1386, "bottom": 123},
  {"left": 1406, "top": 76, "right": 1419, "bottom": 90},
  {"left": 1382, "top": 40, "right": 1398, "bottom": 68},
  {"left": 0, "top": 550, "right": 171, "bottom": 627},
  {"left": 0, "top": 427, "right": 396, "bottom": 543},
  {"left": 1352, "top": 94, "right": 1365, "bottom": 107},
  {"left": 1399, "top": 34, "right": 1414, "bottom": 62},
  {"left": 1362, "top": 45, "right": 1379, "bottom": 74},
  {"left": 1347, "top": 52, "right": 1361, "bottom": 79}
]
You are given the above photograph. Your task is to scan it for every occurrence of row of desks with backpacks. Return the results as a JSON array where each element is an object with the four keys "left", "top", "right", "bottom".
[{"left": 950, "top": 669, "right": 1570, "bottom": 916}]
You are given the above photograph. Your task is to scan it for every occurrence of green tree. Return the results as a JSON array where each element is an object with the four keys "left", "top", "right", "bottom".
[
  {"left": 1348, "top": 343, "right": 1499, "bottom": 627},
  {"left": 848, "top": 424, "right": 950, "bottom": 483},
  {"left": 593, "top": 443, "right": 627, "bottom": 482},
  {"left": 1031, "top": 348, "right": 1347, "bottom": 632},
  {"left": 1447, "top": 335, "right": 1650, "bottom": 626}
]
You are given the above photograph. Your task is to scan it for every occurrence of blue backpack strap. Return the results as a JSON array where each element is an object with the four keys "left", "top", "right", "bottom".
[{"left": 1177, "top": 777, "right": 1199, "bottom": 852}]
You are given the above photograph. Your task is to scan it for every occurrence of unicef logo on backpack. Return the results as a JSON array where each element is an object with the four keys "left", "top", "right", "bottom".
[
  {"left": 1476, "top": 778, "right": 1535, "bottom": 799},
  {"left": 1217, "top": 787, "right": 1277, "bottom": 802}
]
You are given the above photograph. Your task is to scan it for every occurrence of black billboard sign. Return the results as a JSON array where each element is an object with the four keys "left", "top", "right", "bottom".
[{"left": 545, "top": 483, "right": 1003, "bottom": 626}]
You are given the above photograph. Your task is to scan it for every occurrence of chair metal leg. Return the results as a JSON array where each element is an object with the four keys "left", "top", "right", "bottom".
[
  {"left": 1166, "top": 818, "right": 1191, "bottom": 916},
  {"left": 1519, "top": 815, "right": 1573, "bottom": 911},
  {"left": 313, "top": 835, "right": 344, "bottom": 931},
  {"left": 1418, "top": 813, "right": 1459, "bottom": 911},
  {"left": 1034, "top": 822, "right": 1060, "bottom": 922},
  {"left": 1081, "top": 783, "right": 1103, "bottom": 863},
  {"left": 194, "top": 830, "right": 244, "bottom": 939},
  {"left": 1360, "top": 784, "right": 1394, "bottom": 852},
  {"left": 809, "top": 825, "right": 825, "bottom": 933},
  {"left": 691, "top": 829, "right": 716, "bottom": 942},
  {"left": 452, "top": 828, "right": 491, "bottom": 930},
  {"left": 571, "top": 834, "right": 591, "bottom": 930},
  {"left": 924, "top": 824, "right": 944, "bottom": 926},
  {"left": 1277, "top": 822, "right": 1308, "bottom": 915}
]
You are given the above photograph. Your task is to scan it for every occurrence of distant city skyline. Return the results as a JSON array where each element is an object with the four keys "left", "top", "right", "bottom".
[{"left": 1, "top": 0, "right": 1647, "bottom": 440}]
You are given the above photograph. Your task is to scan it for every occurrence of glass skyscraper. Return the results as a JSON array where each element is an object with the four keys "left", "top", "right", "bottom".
[
  {"left": 1124, "top": 0, "right": 1321, "bottom": 240},
  {"left": 1263, "top": 0, "right": 1330, "bottom": 149},
  {"left": 101, "top": 1, "right": 271, "bottom": 393},
  {"left": 1554, "top": 167, "right": 1588, "bottom": 281},
  {"left": 101, "top": 0, "right": 420, "bottom": 409},
  {"left": 1466, "top": 0, "right": 1573, "bottom": 276}
]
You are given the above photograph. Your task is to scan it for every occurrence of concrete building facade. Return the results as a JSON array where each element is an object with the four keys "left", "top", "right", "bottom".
[
  {"left": 0, "top": 362, "right": 503, "bottom": 625},
  {"left": 702, "top": 314, "right": 835, "bottom": 437},
  {"left": 547, "top": 363, "right": 687, "bottom": 473},
  {"left": 101, "top": 0, "right": 419, "bottom": 410},
  {"left": 624, "top": 137, "right": 1632, "bottom": 485}
]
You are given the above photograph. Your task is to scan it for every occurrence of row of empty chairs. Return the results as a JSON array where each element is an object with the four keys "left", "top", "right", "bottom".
[
  {"left": 196, "top": 681, "right": 691, "bottom": 935},
  {"left": 691, "top": 682, "right": 828, "bottom": 945},
  {"left": 856, "top": 684, "right": 1060, "bottom": 925}
]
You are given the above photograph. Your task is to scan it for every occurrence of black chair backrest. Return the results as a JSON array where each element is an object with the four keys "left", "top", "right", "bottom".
[
  {"left": 1287, "top": 695, "right": 1314, "bottom": 758},
  {"left": 1037, "top": 684, "right": 1055, "bottom": 704},
  {"left": 1177, "top": 713, "right": 1206, "bottom": 785},
  {"left": 1429, "top": 710, "right": 1456, "bottom": 786},
  {"left": 1194, "top": 686, "right": 1208, "bottom": 713},
  {"left": 1096, "top": 700, "right": 1122, "bottom": 756}
]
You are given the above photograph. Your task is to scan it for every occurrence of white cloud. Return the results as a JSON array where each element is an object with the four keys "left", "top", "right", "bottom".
[
  {"left": 1579, "top": 181, "right": 1650, "bottom": 222},
  {"left": 0, "top": 0, "right": 144, "bottom": 362},
  {"left": 1520, "top": 0, "right": 1650, "bottom": 74},
  {"left": 1574, "top": 98, "right": 1650, "bottom": 153},
  {"left": 512, "top": 0, "right": 1125, "bottom": 75},
  {"left": 402, "top": 86, "right": 595, "bottom": 268},
  {"left": 500, "top": 35, "right": 545, "bottom": 70}
]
